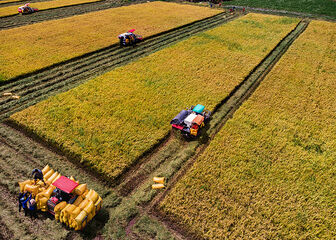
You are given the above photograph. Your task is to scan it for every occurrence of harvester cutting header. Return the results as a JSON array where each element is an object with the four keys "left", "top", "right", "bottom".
[
  {"left": 18, "top": 165, "right": 102, "bottom": 231},
  {"left": 170, "top": 104, "right": 211, "bottom": 138}
]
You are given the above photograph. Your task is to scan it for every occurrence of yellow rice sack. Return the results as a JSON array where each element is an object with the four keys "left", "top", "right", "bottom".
[
  {"left": 46, "top": 172, "right": 58, "bottom": 185},
  {"left": 95, "top": 196, "right": 103, "bottom": 213},
  {"left": 85, "top": 190, "right": 98, "bottom": 204},
  {"left": 51, "top": 174, "right": 61, "bottom": 184},
  {"left": 74, "top": 210, "right": 88, "bottom": 231},
  {"left": 74, "top": 184, "right": 87, "bottom": 195},
  {"left": 43, "top": 169, "right": 54, "bottom": 181},
  {"left": 78, "top": 199, "right": 89, "bottom": 210},
  {"left": 54, "top": 202, "right": 67, "bottom": 221},
  {"left": 38, "top": 197, "right": 48, "bottom": 212},
  {"left": 24, "top": 184, "right": 39, "bottom": 196},
  {"left": 83, "top": 200, "right": 95, "bottom": 216},
  {"left": 42, "top": 165, "right": 50, "bottom": 175},
  {"left": 73, "top": 195, "right": 84, "bottom": 207},
  {"left": 19, "top": 180, "right": 33, "bottom": 192}
]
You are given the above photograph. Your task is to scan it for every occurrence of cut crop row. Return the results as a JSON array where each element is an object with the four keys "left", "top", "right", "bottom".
[
  {"left": 0, "top": 11, "right": 236, "bottom": 121},
  {"left": 0, "top": 1, "right": 222, "bottom": 80},
  {"left": 0, "top": 0, "right": 102, "bottom": 17},
  {"left": 11, "top": 14, "right": 300, "bottom": 182},
  {"left": 160, "top": 20, "right": 336, "bottom": 239}
]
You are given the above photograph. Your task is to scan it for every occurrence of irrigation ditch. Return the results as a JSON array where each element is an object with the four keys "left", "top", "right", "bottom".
[{"left": 0, "top": 9, "right": 311, "bottom": 240}]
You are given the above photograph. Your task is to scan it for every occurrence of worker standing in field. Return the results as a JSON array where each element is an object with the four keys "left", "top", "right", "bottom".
[
  {"left": 28, "top": 198, "right": 37, "bottom": 219},
  {"left": 32, "top": 168, "right": 45, "bottom": 185},
  {"left": 20, "top": 193, "right": 31, "bottom": 216},
  {"left": 18, "top": 191, "right": 28, "bottom": 212}
]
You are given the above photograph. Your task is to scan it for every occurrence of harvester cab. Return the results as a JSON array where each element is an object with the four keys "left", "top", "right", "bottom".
[
  {"left": 118, "top": 29, "right": 143, "bottom": 47},
  {"left": 170, "top": 104, "right": 211, "bottom": 138}
]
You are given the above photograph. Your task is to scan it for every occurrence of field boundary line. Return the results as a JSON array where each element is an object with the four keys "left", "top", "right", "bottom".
[{"left": 144, "top": 19, "right": 311, "bottom": 240}]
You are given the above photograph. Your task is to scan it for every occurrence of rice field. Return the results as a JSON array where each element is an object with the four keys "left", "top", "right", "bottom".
[
  {"left": 0, "top": 1, "right": 222, "bottom": 81},
  {"left": 11, "top": 14, "right": 300, "bottom": 180},
  {"left": 0, "top": 0, "right": 102, "bottom": 17},
  {"left": 160, "top": 20, "right": 336, "bottom": 239}
]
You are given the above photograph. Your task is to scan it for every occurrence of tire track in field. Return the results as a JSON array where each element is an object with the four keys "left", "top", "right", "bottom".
[
  {"left": 133, "top": 19, "right": 311, "bottom": 239},
  {"left": 0, "top": 12, "right": 240, "bottom": 122}
]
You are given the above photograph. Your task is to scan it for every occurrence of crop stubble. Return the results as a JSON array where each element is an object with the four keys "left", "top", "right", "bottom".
[
  {"left": 11, "top": 14, "right": 300, "bottom": 182},
  {"left": 160, "top": 20, "right": 336, "bottom": 239},
  {"left": 0, "top": 1, "right": 222, "bottom": 81}
]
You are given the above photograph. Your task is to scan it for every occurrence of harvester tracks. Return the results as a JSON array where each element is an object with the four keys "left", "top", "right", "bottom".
[
  {"left": 0, "top": 11, "right": 239, "bottom": 122},
  {"left": 144, "top": 19, "right": 311, "bottom": 240}
]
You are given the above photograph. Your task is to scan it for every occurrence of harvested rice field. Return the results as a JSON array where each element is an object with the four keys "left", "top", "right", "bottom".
[
  {"left": 0, "top": 1, "right": 335, "bottom": 239},
  {"left": 11, "top": 14, "right": 299, "bottom": 180}
]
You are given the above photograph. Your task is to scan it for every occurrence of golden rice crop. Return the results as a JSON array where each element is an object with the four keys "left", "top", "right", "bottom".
[
  {"left": 11, "top": 14, "right": 299, "bottom": 180},
  {"left": 160, "top": 20, "right": 336, "bottom": 239},
  {"left": 0, "top": 0, "right": 21, "bottom": 4},
  {"left": 0, "top": 1, "right": 222, "bottom": 81},
  {"left": 0, "top": 0, "right": 102, "bottom": 17}
]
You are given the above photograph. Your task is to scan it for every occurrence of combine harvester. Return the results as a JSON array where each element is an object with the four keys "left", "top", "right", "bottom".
[
  {"left": 170, "top": 104, "right": 211, "bottom": 138},
  {"left": 18, "top": 165, "right": 102, "bottom": 230},
  {"left": 18, "top": 3, "right": 39, "bottom": 14},
  {"left": 118, "top": 29, "right": 143, "bottom": 47}
]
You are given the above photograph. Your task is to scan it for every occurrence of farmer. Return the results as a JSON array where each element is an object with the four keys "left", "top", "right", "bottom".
[
  {"left": 28, "top": 198, "right": 37, "bottom": 219},
  {"left": 18, "top": 191, "right": 28, "bottom": 212},
  {"left": 32, "top": 168, "right": 45, "bottom": 185},
  {"left": 20, "top": 193, "right": 31, "bottom": 216}
]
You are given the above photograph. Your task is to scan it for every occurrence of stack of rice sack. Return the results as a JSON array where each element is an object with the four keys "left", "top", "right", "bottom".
[
  {"left": 18, "top": 165, "right": 61, "bottom": 210},
  {"left": 54, "top": 182, "right": 103, "bottom": 230},
  {"left": 18, "top": 165, "right": 102, "bottom": 231}
]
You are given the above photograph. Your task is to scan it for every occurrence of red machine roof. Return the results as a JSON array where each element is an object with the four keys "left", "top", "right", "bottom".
[
  {"left": 128, "top": 29, "right": 135, "bottom": 33},
  {"left": 52, "top": 176, "right": 79, "bottom": 194}
]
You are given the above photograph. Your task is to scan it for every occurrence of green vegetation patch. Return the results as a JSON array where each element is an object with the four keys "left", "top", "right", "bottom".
[
  {"left": 11, "top": 14, "right": 299, "bottom": 181},
  {"left": 223, "top": 0, "right": 336, "bottom": 18}
]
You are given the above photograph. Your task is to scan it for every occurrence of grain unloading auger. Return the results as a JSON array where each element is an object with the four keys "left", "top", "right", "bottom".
[
  {"left": 18, "top": 165, "right": 102, "bottom": 231},
  {"left": 170, "top": 104, "right": 211, "bottom": 138}
]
